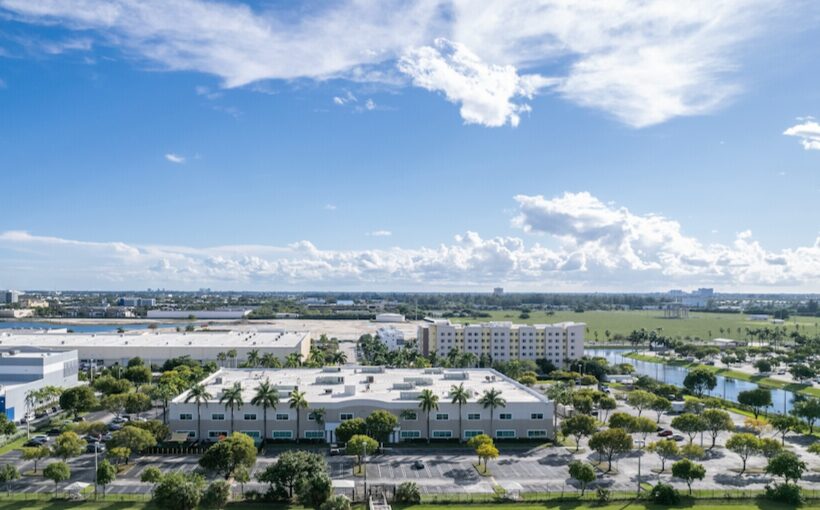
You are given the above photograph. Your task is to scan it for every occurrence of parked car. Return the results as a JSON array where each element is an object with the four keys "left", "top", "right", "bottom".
[
  {"left": 84, "top": 434, "right": 101, "bottom": 443},
  {"left": 329, "top": 447, "right": 342, "bottom": 456},
  {"left": 657, "top": 430, "right": 673, "bottom": 437},
  {"left": 24, "top": 437, "right": 48, "bottom": 447},
  {"left": 107, "top": 423, "right": 123, "bottom": 431},
  {"left": 86, "top": 443, "right": 105, "bottom": 454},
  {"left": 111, "top": 416, "right": 127, "bottom": 424},
  {"left": 101, "top": 433, "right": 114, "bottom": 442},
  {"left": 411, "top": 460, "right": 425, "bottom": 470},
  {"left": 672, "top": 434, "right": 685, "bottom": 442},
  {"left": 72, "top": 416, "right": 85, "bottom": 422},
  {"left": 46, "top": 428, "right": 61, "bottom": 436}
]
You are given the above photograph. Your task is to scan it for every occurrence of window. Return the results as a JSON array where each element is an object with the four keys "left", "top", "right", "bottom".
[
  {"left": 435, "top": 413, "right": 449, "bottom": 421},
  {"left": 211, "top": 413, "right": 225, "bottom": 421},
  {"left": 179, "top": 413, "right": 193, "bottom": 421},
  {"left": 340, "top": 413, "right": 354, "bottom": 421},
  {"left": 243, "top": 413, "right": 257, "bottom": 421},
  {"left": 402, "top": 412, "right": 417, "bottom": 421},
  {"left": 272, "top": 431, "right": 293, "bottom": 439},
  {"left": 242, "top": 430, "right": 261, "bottom": 438},
  {"left": 528, "top": 430, "right": 548, "bottom": 438},
  {"left": 308, "top": 412, "right": 319, "bottom": 421},
  {"left": 176, "top": 430, "right": 196, "bottom": 438},
  {"left": 208, "top": 431, "right": 228, "bottom": 439},
  {"left": 464, "top": 430, "right": 483, "bottom": 439},
  {"left": 432, "top": 430, "right": 452, "bottom": 438},
  {"left": 305, "top": 430, "right": 325, "bottom": 439},
  {"left": 275, "top": 413, "right": 289, "bottom": 421},
  {"left": 499, "top": 413, "right": 512, "bottom": 420},
  {"left": 530, "top": 413, "right": 544, "bottom": 420},
  {"left": 467, "top": 413, "right": 481, "bottom": 420},
  {"left": 400, "top": 430, "right": 421, "bottom": 439},
  {"left": 496, "top": 430, "right": 516, "bottom": 438}
]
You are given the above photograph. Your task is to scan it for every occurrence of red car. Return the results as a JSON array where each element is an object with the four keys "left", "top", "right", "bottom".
[{"left": 657, "top": 430, "right": 673, "bottom": 437}]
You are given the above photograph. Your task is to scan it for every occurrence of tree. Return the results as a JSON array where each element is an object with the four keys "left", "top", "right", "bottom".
[
  {"left": 599, "top": 396, "right": 617, "bottom": 421},
  {"left": 153, "top": 471, "right": 204, "bottom": 510},
  {"left": 572, "top": 395, "right": 593, "bottom": 415},
  {"left": 561, "top": 414, "right": 598, "bottom": 452},
  {"left": 650, "top": 396, "right": 672, "bottom": 424},
  {"left": 671, "top": 459, "right": 705, "bottom": 495},
  {"left": 296, "top": 470, "right": 332, "bottom": 509},
  {"left": 140, "top": 466, "right": 163, "bottom": 486},
  {"left": 250, "top": 379, "right": 279, "bottom": 444},
  {"left": 755, "top": 359, "right": 772, "bottom": 374},
  {"left": 449, "top": 383, "right": 470, "bottom": 442},
  {"left": 568, "top": 460, "right": 595, "bottom": 496},
  {"left": 608, "top": 412, "right": 636, "bottom": 430},
  {"left": 96, "top": 459, "right": 117, "bottom": 496},
  {"left": 44, "top": 461, "right": 71, "bottom": 489},
  {"left": 394, "top": 482, "right": 421, "bottom": 503},
  {"left": 417, "top": 389, "right": 439, "bottom": 443},
  {"left": 626, "top": 390, "right": 655, "bottom": 417},
  {"left": 198, "top": 432, "right": 257, "bottom": 479},
  {"left": 647, "top": 439, "right": 679, "bottom": 472},
  {"left": 107, "top": 447, "right": 131, "bottom": 466},
  {"left": 589, "top": 428, "right": 632, "bottom": 472},
  {"left": 766, "top": 451, "right": 807, "bottom": 484},
  {"left": 760, "top": 437, "right": 783, "bottom": 459},
  {"left": 467, "top": 434, "right": 494, "bottom": 466},
  {"left": 630, "top": 416, "right": 658, "bottom": 442},
  {"left": 701, "top": 409, "right": 734, "bottom": 449},
  {"left": 234, "top": 465, "right": 250, "bottom": 498},
  {"left": 219, "top": 382, "right": 244, "bottom": 434},
  {"left": 0, "top": 464, "right": 19, "bottom": 495},
  {"left": 321, "top": 494, "right": 352, "bottom": 510},
  {"left": 681, "top": 443, "right": 705, "bottom": 460},
  {"left": 770, "top": 414, "right": 801, "bottom": 445},
  {"left": 202, "top": 480, "right": 231, "bottom": 509},
  {"left": 130, "top": 419, "right": 170, "bottom": 443},
  {"left": 184, "top": 383, "right": 212, "bottom": 442},
  {"left": 478, "top": 387, "right": 506, "bottom": 439},
  {"left": 683, "top": 368, "right": 717, "bottom": 397},
  {"left": 289, "top": 389, "right": 308, "bottom": 443},
  {"left": 93, "top": 375, "right": 134, "bottom": 395},
  {"left": 125, "top": 392, "right": 153, "bottom": 416},
  {"left": 365, "top": 410, "right": 398, "bottom": 444},
  {"left": 476, "top": 442, "right": 499, "bottom": 472},
  {"left": 738, "top": 388, "right": 772, "bottom": 418},
  {"left": 726, "top": 433, "right": 761, "bottom": 475},
  {"left": 335, "top": 418, "right": 366, "bottom": 444},
  {"left": 52, "top": 431, "right": 86, "bottom": 461},
  {"left": 257, "top": 450, "right": 326, "bottom": 499},
  {"left": 125, "top": 365, "right": 152, "bottom": 386},
  {"left": 671, "top": 413, "right": 706, "bottom": 444},
  {"left": 793, "top": 398, "right": 820, "bottom": 433},
  {"left": 110, "top": 426, "right": 157, "bottom": 462},
  {"left": 59, "top": 386, "right": 97, "bottom": 418},
  {"left": 790, "top": 364, "right": 815, "bottom": 382},
  {"left": 21, "top": 445, "right": 50, "bottom": 473},
  {"left": 346, "top": 434, "right": 378, "bottom": 469}
]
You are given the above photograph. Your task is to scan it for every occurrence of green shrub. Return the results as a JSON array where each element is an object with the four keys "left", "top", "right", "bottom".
[
  {"left": 201, "top": 480, "right": 230, "bottom": 509},
  {"left": 394, "top": 482, "right": 421, "bottom": 503},
  {"left": 648, "top": 482, "right": 679, "bottom": 505},
  {"left": 320, "top": 494, "right": 351, "bottom": 510},
  {"left": 765, "top": 482, "right": 803, "bottom": 505}
]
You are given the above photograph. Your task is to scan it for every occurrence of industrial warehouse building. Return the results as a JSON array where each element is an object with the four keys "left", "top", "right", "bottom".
[
  {"left": 169, "top": 367, "right": 554, "bottom": 443},
  {"left": 0, "top": 330, "right": 311, "bottom": 367},
  {"left": 0, "top": 348, "right": 80, "bottom": 422},
  {"left": 416, "top": 319, "right": 585, "bottom": 366}
]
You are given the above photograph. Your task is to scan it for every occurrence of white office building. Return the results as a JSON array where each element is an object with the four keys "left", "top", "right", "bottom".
[
  {"left": 376, "top": 326, "right": 406, "bottom": 351},
  {"left": 0, "top": 348, "right": 80, "bottom": 422}
]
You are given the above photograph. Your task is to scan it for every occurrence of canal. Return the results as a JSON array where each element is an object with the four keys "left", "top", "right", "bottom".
[{"left": 585, "top": 348, "right": 797, "bottom": 415}]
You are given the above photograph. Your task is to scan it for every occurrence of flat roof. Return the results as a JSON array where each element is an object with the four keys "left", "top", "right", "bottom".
[
  {"left": 0, "top": 330, "right": 309, "bottom": 350},
  {"left": 175, "top": 367, "right": 549, "bottom": 405}
]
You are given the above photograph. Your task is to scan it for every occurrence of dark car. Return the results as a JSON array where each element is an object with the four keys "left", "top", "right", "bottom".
[
  {"left": 24, "top": 437, "right": 47, "bottom": 447},
  {"left": 72, "top": 416, "right": 85, "bottom": 423},
  {"left": 411, "top": 460, "right": 425, "bottom": 470},
  {"left": 86, "top": 443, "right": 105, "bottom": 454},
  {"left": 46, "top": 428, "right": 61, "bottom": 436},
  {"left": 657, "top": 430, "right": 673, "bottom": 437},
  {"left": 107, "top": 423, "right": 123, "bottom": 431}
]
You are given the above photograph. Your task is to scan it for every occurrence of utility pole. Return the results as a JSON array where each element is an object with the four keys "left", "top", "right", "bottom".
[{"left": 636, "top": 439, "right": 645, "bottom": 497}]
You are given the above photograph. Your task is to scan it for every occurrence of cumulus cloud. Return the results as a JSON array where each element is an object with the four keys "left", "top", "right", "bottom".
[
  {"left": 399, "top": 38, "right": 553, "bottom": 127},
  {"left": 0, "top": 0, "right": 794, "bottom": 127},
  {"left": 164, "top": 153, "right": 185, "bottom": 164},
  {"left": 366, "top": 230, "right": 392, "bottom": 237},
  {"left": 784, "top": 119, "right": 820, "bottom": 150},
  {"left": 2, "top": 192, "right": 820, "bottom": 291}
]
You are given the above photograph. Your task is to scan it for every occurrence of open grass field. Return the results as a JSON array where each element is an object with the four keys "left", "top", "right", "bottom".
[
  {"left": 399, "top": 502, "right": 820, "bottom": 510},
  {"left": 448, "top": 310, "right": 820, "bottom": 341}
]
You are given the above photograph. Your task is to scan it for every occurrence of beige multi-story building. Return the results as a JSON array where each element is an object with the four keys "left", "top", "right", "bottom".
[
  {"left": 169, "top": 367, "right": 555, "bottom": 443},
  {"left": 416, "top": 319, "right": 585, "bottom": 367}
]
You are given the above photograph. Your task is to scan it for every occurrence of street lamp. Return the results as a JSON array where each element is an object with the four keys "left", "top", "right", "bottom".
[
  {"left": 94, "top": 441, "right": 99, "bottom": 498},
  {"left": 635, "top": 439, "right": 645, "bottom": 497}
]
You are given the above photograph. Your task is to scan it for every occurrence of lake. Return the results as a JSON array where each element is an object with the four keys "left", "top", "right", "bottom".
[{"left": 0, "top": 321, "right": 170, "bottom": 333}]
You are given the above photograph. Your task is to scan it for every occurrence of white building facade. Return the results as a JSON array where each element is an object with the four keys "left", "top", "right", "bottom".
[{"left": 0, "top": 349, "right": 80, "bottom": 422}]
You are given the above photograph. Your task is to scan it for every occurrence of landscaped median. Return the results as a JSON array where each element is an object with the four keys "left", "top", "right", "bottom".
[{"left": 623, "top": 352, "right": 820, "bottom": 398}]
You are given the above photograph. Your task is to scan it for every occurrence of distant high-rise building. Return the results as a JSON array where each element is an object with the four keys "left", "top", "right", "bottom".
[
  {"left": 493, "top": 287, "right": 504, "bottom": 296},
  {"left": 3, "top": 290, "right": 20, "bottom": 304}
]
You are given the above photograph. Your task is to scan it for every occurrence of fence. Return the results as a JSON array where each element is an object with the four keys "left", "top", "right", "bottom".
[{"left": 145, "top": 444, "right": 208, "bottom": 455}]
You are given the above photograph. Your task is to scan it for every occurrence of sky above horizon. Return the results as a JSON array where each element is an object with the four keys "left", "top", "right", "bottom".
[{"left": 1, "top": 0, "right": 820, "bottom": 293}]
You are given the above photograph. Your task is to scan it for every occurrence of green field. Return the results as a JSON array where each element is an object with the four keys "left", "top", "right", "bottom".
[{"left": 448, "top": 310, "right": 820, "bottom": 342}]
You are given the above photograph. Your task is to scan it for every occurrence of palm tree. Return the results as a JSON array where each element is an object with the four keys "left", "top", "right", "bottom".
[
  {"left": 260, "top": 353, "right": 281, "bottom": 368},
  {"left": 285, "top": 353, "right": 303, "bottom": 368},
  {"left": 250, "top": 379, "right": 279, "bottom": 444},
  {"left": 219, "top": 382, "right": 244, "bottom": 434},
  {"left": 449, "top": 383, "right": 469, "bottom": 442},
  {"left": 289, "top": 389, "right": 308, "bottom": 443},
  {"left": 185, "top": 384, "right": 212, "bottom": 442},
  {"left": 246, "top": 349, "right": 260, "bottom": 368},
  {"left": 478, "top": 388, "right": 506, "bottom": 439},
  {"left": 226, "top": 350, "right": 238, "bottom": 368},
  {"left": 216, "top": 352, "right": 227, "bottom": 367},
  {"left": 331, "top": 351, "right": 348, "bottom": 365},
  {"left": 417, "top": 389, "right": 440, "bottom": 444}
]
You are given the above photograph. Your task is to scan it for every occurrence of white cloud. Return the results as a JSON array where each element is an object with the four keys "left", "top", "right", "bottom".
[
  {"left": 164, "top": 153, "right": 185, "bottom": 164},
  {"left": 2, "top": 192, "right": 820, "bottom": 291},
  {"left": 399, "top": 38, "right": 553, "bottom": 127},
  {"left": 366, "top": 230, "right": 392, "bottom": 237},
  {"left": 784, "top": 119, "right": 820, "bottom": 150},
  {"left": 333, "top": 91, "right": 357, "bottom": 106},
  {"left": 324, "top": 204, "right": 337, "bottom": 211},
  {"left": 0, "top": 0, "right": 793, "bottom": 127},
  {"left": 364, "top": 98, "right": 376, "bottom": 111}
]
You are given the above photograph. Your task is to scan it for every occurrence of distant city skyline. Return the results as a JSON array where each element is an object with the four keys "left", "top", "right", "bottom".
[{"left": 1, "top": 1, "right": 820, "bottom": 292}]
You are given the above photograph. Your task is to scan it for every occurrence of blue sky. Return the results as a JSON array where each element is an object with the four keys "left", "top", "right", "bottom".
[{"left": 1, "top": 0, "right": 820, "bottom": 292}]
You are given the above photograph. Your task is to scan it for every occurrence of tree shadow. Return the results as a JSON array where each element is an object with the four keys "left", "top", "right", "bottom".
[
  {"left": 441, "top": 467, "right": 480, "bottom": 485},
  {"left": 537, "top": 453, "right": 575, "bottom": 466},
  {"left": 714, "top": 472, "right": 772, "bottom": 487}
]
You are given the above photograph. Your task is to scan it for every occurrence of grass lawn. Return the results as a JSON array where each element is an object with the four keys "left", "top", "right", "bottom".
[
  {"left": 399, "top": 502, "right": 819, "bottom": 510},
  {"left": 0, "top": 500, "right": 307, "bottom": 510},
  {"left": 448, "top": 309, "right": 820, "bottom": 342}
]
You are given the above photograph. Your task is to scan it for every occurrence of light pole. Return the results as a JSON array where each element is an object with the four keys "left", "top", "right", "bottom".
[
  {"left": 635, "top": 439, "right": 645, "bottom": 497},
  {"left": 361, "top": 439, "right": 368, "bottom": 501},
  {"left": 94, "top": 441, "right": 99, "bottom": 499}
]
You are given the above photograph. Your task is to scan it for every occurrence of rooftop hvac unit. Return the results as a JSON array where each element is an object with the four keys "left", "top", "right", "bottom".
[
  {"left": 443, "top": 371, "right": 469, "bottom": 380},
  {"left": 324, "top": 388, "right": 333, "bottom": 394},
  {"left": 423, "top": 368, "right": 443, "bottom": 375},
  {"left": 214, "top": 377, "right": 223, "bottom": 384},
  {"left": 399, "top": 391, "right": 422, "bottom": 400},
  {"left": 361, "top": 366, "right": 384, "bottom": 374},
  {"left": 392, "top": 382, "right": 414, "bottom": 390},
  {"left": 366, "top": 375, "right": 375, "bottom": 383},
  {"left": 322, "top": 366, "right": 342, "bottom": 373}
]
